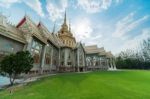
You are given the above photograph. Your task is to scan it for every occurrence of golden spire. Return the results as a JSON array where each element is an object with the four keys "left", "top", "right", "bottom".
[
  {"left": 64, "top": 10, "right": 66, "bottom": 24},
  {"left": 69, "top": 21, "right": 71, "bottom": 32}
]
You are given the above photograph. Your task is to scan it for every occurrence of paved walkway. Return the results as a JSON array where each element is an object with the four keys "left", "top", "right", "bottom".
[
  {"left": 23, "top": 73, "right": 57, "bottom": 83},
  {"left": 1, "top": 73, "right": 56, "bottom": 91}
]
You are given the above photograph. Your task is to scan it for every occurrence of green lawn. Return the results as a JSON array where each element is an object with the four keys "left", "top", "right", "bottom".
[{"left": 1, "top": 70, "right": 150, "bottom": 99}]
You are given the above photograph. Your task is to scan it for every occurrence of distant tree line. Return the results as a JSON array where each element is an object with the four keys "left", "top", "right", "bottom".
[{"left": 116, "top": 38, "right": 150, "bottom": 69}]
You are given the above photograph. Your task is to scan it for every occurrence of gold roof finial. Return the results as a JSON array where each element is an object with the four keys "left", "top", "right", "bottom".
[
  {"left": 69, "top": 20, "right": 71, "bottom": 32},
  {"left": 64, "top": 10, "right": 67, "bottom": 24}
]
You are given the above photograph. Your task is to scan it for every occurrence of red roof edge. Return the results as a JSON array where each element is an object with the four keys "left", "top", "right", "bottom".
[{"left": 16, "top": 17, "right": 26, "bottom": 28}]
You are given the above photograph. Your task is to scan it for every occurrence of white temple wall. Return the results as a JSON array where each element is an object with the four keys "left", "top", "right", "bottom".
[{"left": 0, "top": 35, "right": 24, "bottom": 61}]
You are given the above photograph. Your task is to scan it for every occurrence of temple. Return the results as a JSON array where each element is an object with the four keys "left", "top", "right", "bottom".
[{"left": 0, "top": 12, "right": 116, "bottom": 75}]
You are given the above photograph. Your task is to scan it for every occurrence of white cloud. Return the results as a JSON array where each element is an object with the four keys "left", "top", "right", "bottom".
[
  {"left": 61, "top": 0, "right": 68, "bottom": 8},
  {"left": 72, "top": 18, "right": 93, "bottom": 42},
  {"left": 0, "top": 0, "right": 44, "bottom": 17},
  {"left": 77, "top": 0, "right": 101, "bottom": 13},
  {"left": 23, "top": 0, "right": 44, "bottom": 17},
  {"left": 71, "top": 17, "right": 104, "bottom": 47},
  {"left": 112, "top": 12, "right": 149, "bottom": 38},
  {"left": 101, "top": 0, "right": 112, "bottom": 9},
  {"left": 103, "top": 28, "right": 150, "bottom": 55},
  {"left": 115, "top": 28, "right": 150, "bottom": 54},
  {"left": 0, "top": 0, "right": 20, "bottom": 8},
  {"left": 115, "top": 0, "right": 122, "bottom": 4},
  {"left": 46, "top": 0, "right": 68, "bottom": 22},
  {"left": 77, "top": 0, "right": 120, "bottom": 13}
]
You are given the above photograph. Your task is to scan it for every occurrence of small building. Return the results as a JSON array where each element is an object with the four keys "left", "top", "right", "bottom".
[{"left": 84, "top": 45, "right": 116, "bottom": 71}]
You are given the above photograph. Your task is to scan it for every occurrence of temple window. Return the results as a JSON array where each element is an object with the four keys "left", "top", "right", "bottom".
[
  {"left": 0, "top": 36, "right": 24, "bottom": 61},
  {"left": 31, "top": 39, "right": 43, "bottom": 64},
  {"left": 45, "top": 44, "right": 51, "bottom": 64}
]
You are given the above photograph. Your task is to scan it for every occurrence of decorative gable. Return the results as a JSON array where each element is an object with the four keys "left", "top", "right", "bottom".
[{"left": 16, "top": 16, "right": 47, "bottom": 44}]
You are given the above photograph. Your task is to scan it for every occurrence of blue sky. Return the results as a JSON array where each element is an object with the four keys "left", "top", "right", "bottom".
[{"left": 0, "top": 0, "right": 150, "bottom": 54}]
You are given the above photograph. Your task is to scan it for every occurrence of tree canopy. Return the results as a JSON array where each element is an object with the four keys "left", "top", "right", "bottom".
[
  {"left": 0, "top": 51, "right": 33, "bottom": 85},
  {"left": 115, "top": 38, "right": 150, "bottom": 69}
]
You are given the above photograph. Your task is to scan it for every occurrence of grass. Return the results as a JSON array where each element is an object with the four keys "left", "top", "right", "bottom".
[{"left": 1, "top": 70, "right": 150, "bottom": 99}]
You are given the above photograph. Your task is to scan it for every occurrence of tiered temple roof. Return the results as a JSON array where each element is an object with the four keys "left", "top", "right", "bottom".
[
  {"left": 105, "top": 51, "right": 114, "bottom": 58},
  {"left": 37, "top": 22, "right": 64, "bottom": 47},
  {"left": 84, "top": 45, "right": 113, "bottom": 58},
  {"left": 0, "top": 14, "right": 26, "bottom": 43},
  {"left": 84, "top": 45, "right": 99, "bottom": 54},
  {"left": 15, "top": 14, "right": 78, "bottom": 49}
]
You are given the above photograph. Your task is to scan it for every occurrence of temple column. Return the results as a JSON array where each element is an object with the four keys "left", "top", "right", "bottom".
[
  {"left": 113, "top": 58, "right": 117, "bottom": 70},
  {"left": 96, "top": 56, "right": 98, "bottom": 70},
  {"left": 109, "top": 58, "right": 112, "bottom": 70},
  {"left": 104, "top": 58, "right": 106, "bottom": 69},
  {"left": 108, "top": 58, "right": 111, "bottom": 69},
  {"left": 40, "top": 45, "right": 46, "bottom": 74},
  {"left": 99, "top": 57, "right": 101, "bottom": 69},
  {"left": 77, "top": 49, "right": 79, "bottom": 72},
  {"left": 111, "top": 58, "right": 113, "bottom": 69},
  {"left": 73, "top": 50, "right": 76, "bottom": 71},
  {"left": 82, "top": 53, "right": 84, "bottom": 66},
  {"left": 92, "top": 56, "right": 94, "bottom": 66},
  {"left": 64, "top": 49, "right": 68, "bottom": 71},
  {"left": 103, "top": 58, "right": 105, "bottom": 69},
  {"left": 82, "top": 51, "right": 85, "bottom": 71},
  {"left": 106, "top": 58, "right": 109, "bottom": 70},
  {"left": 84, "top": 53, "right": 86, "bottom": 71},
  {"left": 98, "top": 57, "right": 100, "bottom": 70},
  {"left": 25, "top": 36, "right": 33, "bottom": 51},
  {"left": 92, "top": 57, "right": 94, "bottom": 71},
  {"left": 109, "top": 58, "right": 113, "bottom": 70},
  {"left": 58, "top": 48, "right": 61, "bottom": 71},
  {"left": 72, "top": 51, "right": 74, "bottom": 72},
  {"left": 98, "top": 57, "right": 100, "bottom": 66},
  {"left": 50, "top": 47, "right": 53, "bottom": 72},
  {"left": 100, "top": 57, "right": 102, "bottom": 69},
  {"left": 112, "top": 58, "right": 114, "bottom": 69}
]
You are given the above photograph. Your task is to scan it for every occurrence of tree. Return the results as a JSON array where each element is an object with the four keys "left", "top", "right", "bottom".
[
  {"left": 0, "top": 51, "right": 33, "bottom": 85},
  {"left": 141, "top": 38, "right": 150, "bottom": 62},
  {"left": 116, "top": 49, "right": 143, "bottom": 69},
  {"left": 115, "top": 37, "right": 150, "bottom": 69}
]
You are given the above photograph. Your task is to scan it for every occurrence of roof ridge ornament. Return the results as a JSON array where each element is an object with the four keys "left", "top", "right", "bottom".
[
  {"left": 68, "top": 18, "right": 74, "bottom": 37},
  {"left": 24, "top": 11, "right": 28, "bottom": 18},
  {"left": 52, "top": 22, "right": 56, "bottom": 34},
  {"left": 24, "top": 11, "right": 32, "bottom": 22}
]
